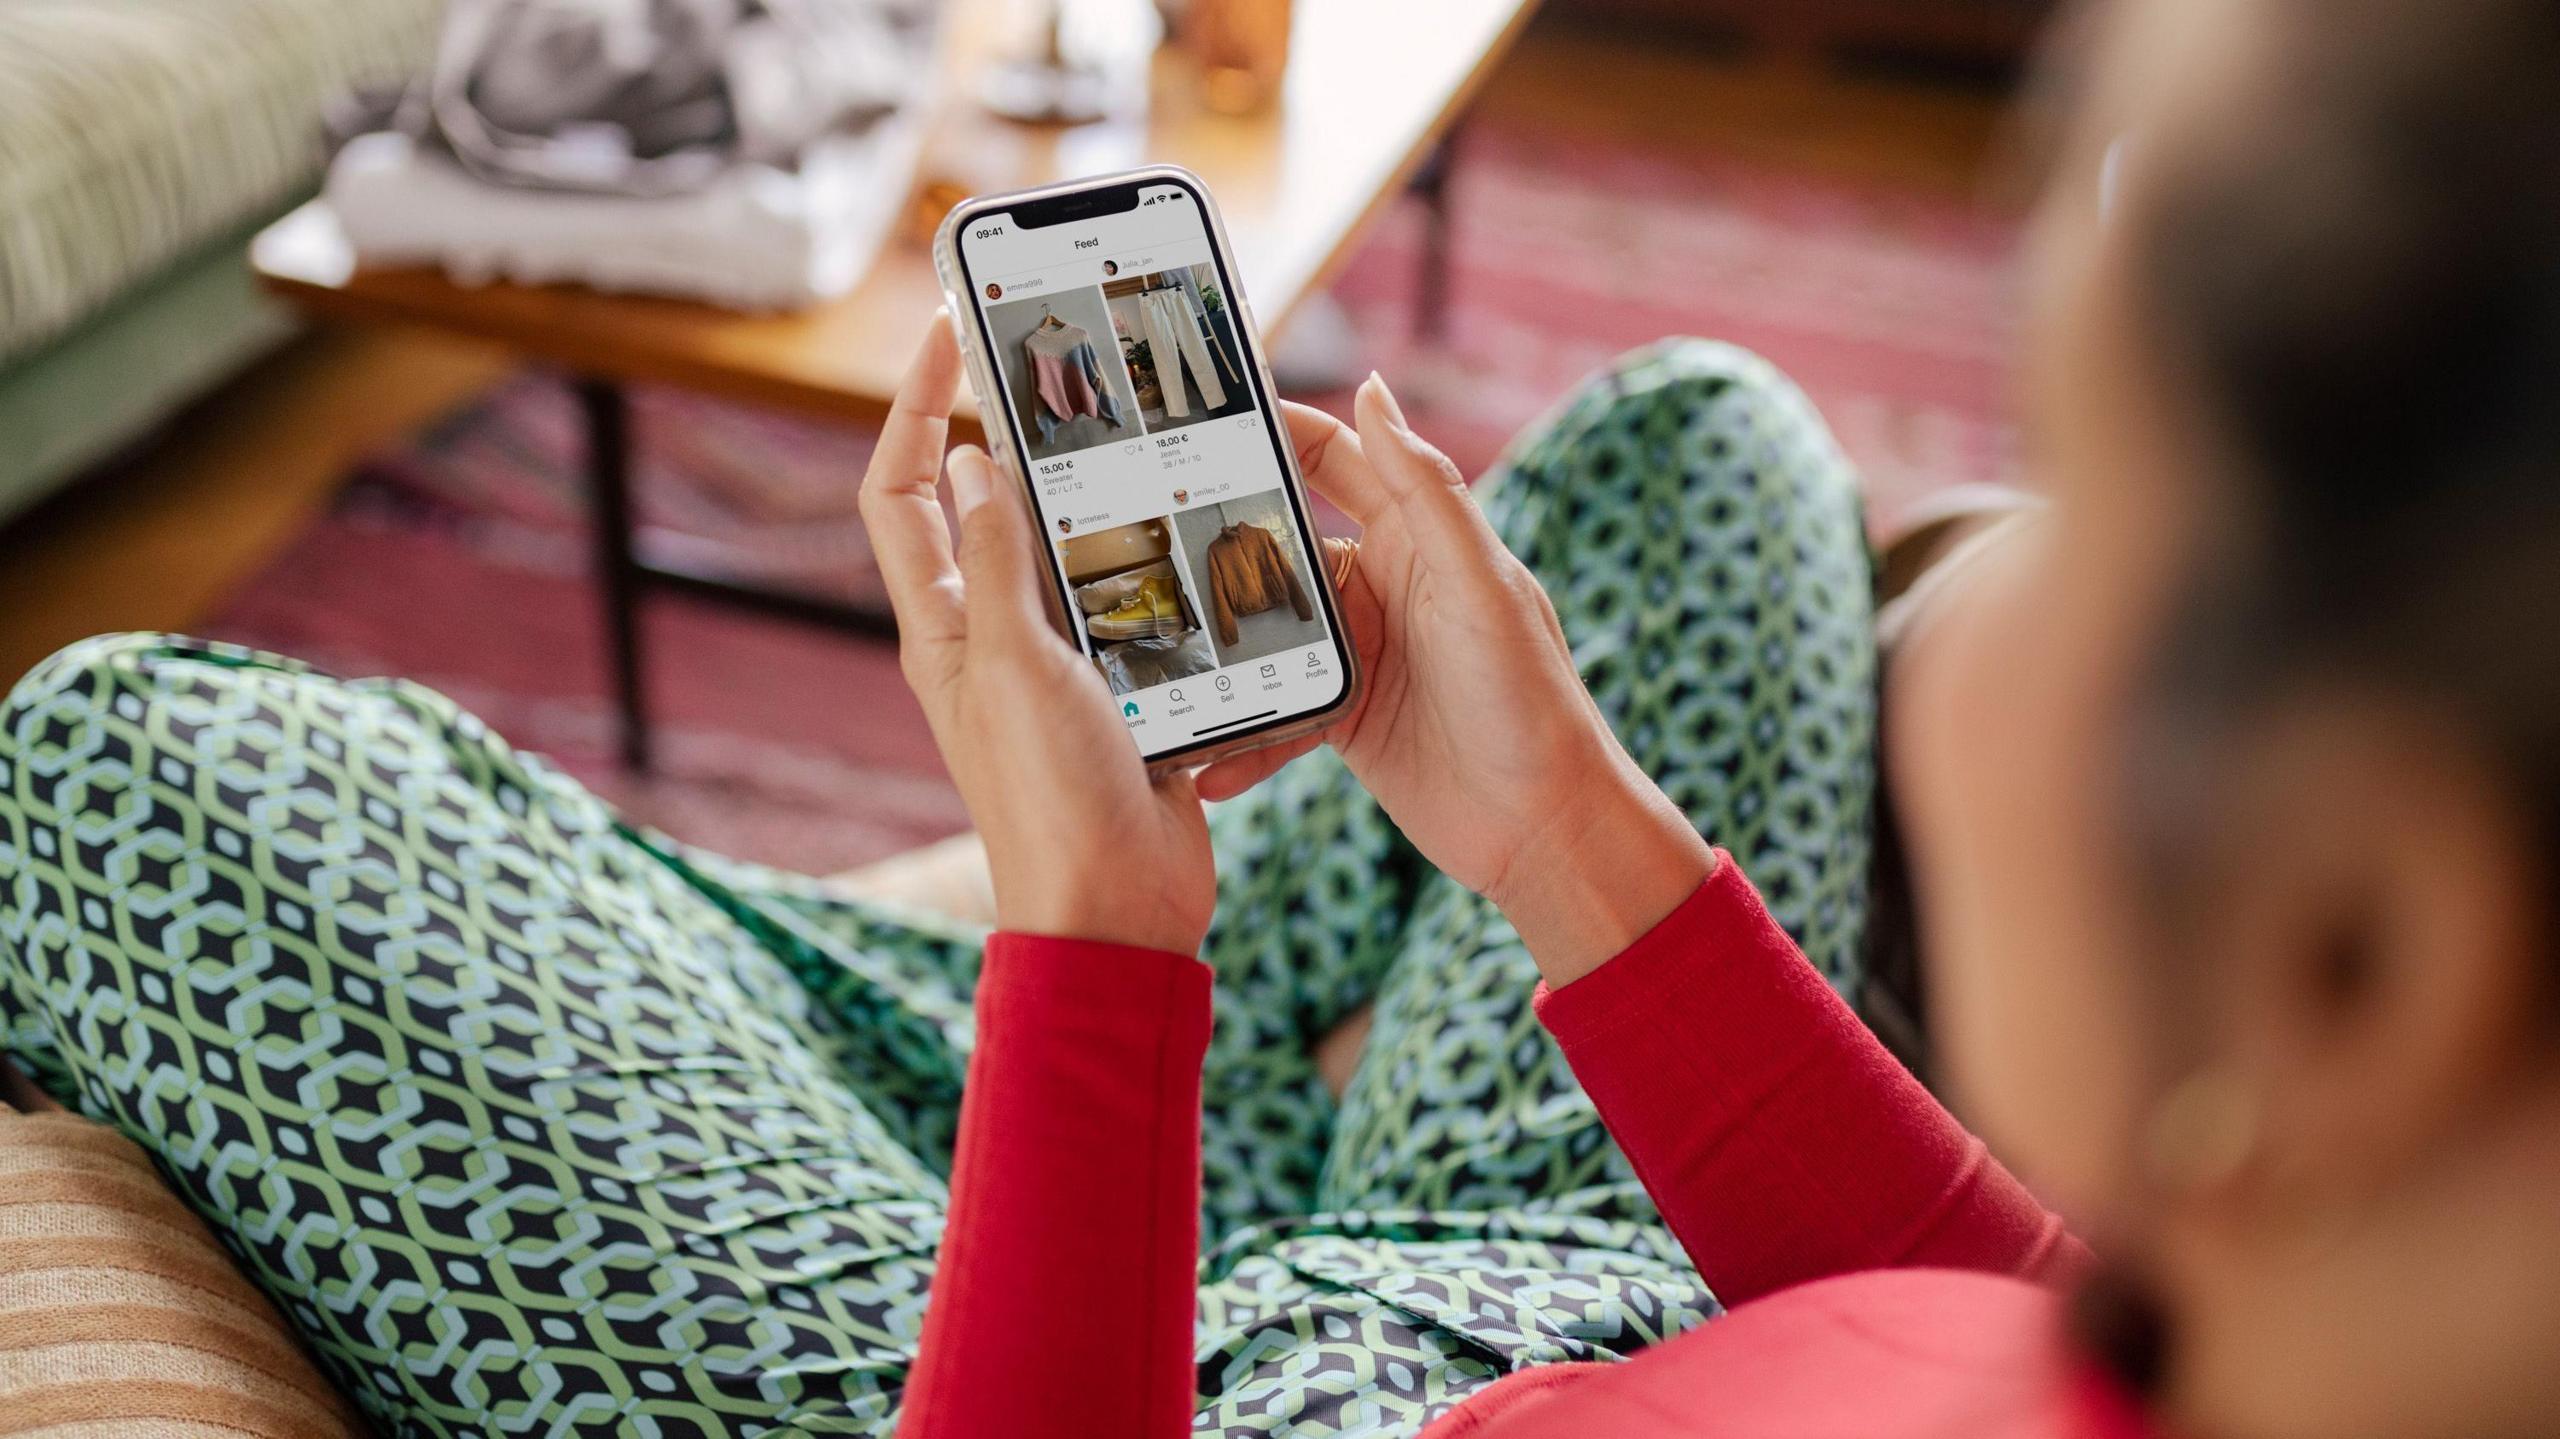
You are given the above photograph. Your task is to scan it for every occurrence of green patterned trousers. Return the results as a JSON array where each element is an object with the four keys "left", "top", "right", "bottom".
[{"left": 0, "top": 340, "right": 1876, "bottom": 1437}]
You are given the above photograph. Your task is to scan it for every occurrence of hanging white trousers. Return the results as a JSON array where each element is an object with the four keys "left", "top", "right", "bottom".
[{"left": 1141, "top": 289, "right": 1227, "bottom": 418}]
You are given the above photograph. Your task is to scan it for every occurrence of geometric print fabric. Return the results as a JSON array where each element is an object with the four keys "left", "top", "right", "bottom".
[{"left": 0, "top": 338, "right": 1874, "bottom": 1435}]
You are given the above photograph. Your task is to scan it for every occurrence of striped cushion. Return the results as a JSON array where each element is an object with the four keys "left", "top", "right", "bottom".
[
  {"left": 0, "top": 1102, "right": 370, "bottom": 1436},
  {"left": 0, "top": 0, "right": 444, "bottom": 363}
]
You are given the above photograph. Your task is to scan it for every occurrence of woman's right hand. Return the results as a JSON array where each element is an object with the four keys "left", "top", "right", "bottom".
[{"left": 1197, "top": 376, "right": 1715, "bottom": 985}]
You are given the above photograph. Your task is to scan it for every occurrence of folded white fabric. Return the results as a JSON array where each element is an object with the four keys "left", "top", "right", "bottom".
[{"left": 325, "top": 112, "right": 923, "bottom": 309}]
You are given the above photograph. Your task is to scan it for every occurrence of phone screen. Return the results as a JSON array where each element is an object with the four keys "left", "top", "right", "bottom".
[{"left": 953, "top": 176, "right": 1350, "bottom": 763}]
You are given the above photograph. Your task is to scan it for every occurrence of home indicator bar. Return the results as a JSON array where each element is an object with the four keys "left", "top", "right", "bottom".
[{"left": 1193, "top": 711, "right": 1279, "bottom": 738}]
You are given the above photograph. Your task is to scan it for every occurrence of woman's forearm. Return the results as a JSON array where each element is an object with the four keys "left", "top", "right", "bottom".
[
  {"left": 900, "top": 935, "right": 1213, "bottom": 1439},
  {"left": 1488, "top": 751, "right": 1719, "bottom": 988}
]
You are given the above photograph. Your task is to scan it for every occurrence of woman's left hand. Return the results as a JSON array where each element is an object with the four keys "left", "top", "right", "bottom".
[{"left": 858, "top": 313, "right": 1217, "bottom": 956}]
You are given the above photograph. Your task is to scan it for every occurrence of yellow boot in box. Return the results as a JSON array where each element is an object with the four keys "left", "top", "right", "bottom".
[{"left": 1088, "top": 573, "right": 1186, "bottom": 641}]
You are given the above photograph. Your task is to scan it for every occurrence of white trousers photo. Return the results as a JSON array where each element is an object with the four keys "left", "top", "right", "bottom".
[{"left": 1142, "top": 289, "right": 1228, "bottom": 418}]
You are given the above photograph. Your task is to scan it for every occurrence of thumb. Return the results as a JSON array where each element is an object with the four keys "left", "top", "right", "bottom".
[
  {"left": 1351, "top": 373, "right": 1506, "bottom": 562},
  {"left": 1351, "top": 373, "right": 1469, "bottom": 495},
  {"left": 948, "top": 445, "right": 1052, "bottom": 642}
]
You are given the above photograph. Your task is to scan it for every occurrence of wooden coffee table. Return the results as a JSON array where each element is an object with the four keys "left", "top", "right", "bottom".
[{"left": 254, "top": 0, "right": 1534, "bottom": 770}]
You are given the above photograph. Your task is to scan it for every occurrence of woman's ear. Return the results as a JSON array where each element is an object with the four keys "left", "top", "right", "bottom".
[{"left": 2193, "top": 694, "right": 2549, "bottom": 1223}]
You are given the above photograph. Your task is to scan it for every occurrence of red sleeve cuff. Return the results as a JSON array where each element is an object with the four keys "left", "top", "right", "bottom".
[
  {"left": 980, "top": 931, "right": 1212, "bottom": 1004},
  {"left": 1532, "top": 850, "right": 1775, "bottom": 1039}
]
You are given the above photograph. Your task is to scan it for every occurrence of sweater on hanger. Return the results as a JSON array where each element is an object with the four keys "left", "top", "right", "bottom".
[
  {"left": 1203, "top": 520, "right": 1313, "bottom": 645},
  {"left": 1022, "top": 322, "right": 1124, "bottom": 445}
]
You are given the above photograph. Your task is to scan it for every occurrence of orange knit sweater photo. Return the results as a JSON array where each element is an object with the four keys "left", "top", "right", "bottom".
[{"left": 1202, "top": 521, "right": 1313, "bottom": 645}]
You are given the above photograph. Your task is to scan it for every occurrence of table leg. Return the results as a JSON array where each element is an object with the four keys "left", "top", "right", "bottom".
[
  {"left": 1411, "top": 121, "right": 1465, "bottom": 343},
  {"left": 577, "top": 376, "right": 652, "bottom": 772}
]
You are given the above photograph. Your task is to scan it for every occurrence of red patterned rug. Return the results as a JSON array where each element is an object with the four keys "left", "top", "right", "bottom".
[{"left": 206, "top": 119, "right": 2018, "bottom": 878}]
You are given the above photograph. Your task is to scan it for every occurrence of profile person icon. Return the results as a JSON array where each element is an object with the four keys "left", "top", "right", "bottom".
[
  {"left": 1057, "top": 517, "right": 1074, "bottom": 534},
  {"left": 985, "top": 282, "right": 1002, "bottom": 300},
  {"left": 1103, "top": 260, "right": 1119, "bottom": 277}
]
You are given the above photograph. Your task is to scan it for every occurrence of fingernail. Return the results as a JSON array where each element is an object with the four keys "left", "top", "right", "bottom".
[
  {"left": 947, "top": 444, "right": 990, "bottom": 508},
  {"left": 1361, "top": 371, "right": 1410, "bottom": 433}
]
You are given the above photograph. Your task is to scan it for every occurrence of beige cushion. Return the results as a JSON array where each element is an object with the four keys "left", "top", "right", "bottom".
[{"left": 0, "top": 1087, "right": 369, "bottom": 1437}]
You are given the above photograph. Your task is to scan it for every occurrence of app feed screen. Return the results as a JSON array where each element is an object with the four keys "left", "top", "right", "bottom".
[{"left": 958, "top": 182, "right": 1347, "bottom": 761}]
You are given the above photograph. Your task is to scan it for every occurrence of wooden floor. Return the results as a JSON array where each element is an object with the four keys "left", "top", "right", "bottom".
[{"left": 0, "top": 21, "right": 2009, "bottom": 689}]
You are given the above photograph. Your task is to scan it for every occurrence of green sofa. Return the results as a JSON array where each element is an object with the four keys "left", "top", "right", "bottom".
[{"left": 0, "top": 0, "right": 444, "bottom": 522}]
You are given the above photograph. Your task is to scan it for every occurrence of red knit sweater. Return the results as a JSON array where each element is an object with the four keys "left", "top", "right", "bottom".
[{"left": 899, "top": 855, "right": 2148, "bottom": 1439}]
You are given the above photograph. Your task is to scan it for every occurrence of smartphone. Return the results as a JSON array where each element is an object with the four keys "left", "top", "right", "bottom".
[{"left": 933, "top": 167, "right": 1358, "bottom": 772}]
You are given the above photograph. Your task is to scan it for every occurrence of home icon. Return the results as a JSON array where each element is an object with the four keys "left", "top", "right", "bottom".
[{"left": 1122, "top": 701, "right": 1140, "bottom": 717}]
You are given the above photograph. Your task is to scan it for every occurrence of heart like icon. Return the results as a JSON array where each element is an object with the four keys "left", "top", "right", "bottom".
[
  {"left": 1172, "top": 488, "right": 1189, "bottom": 505},
  {"left": 1123, "top": 443, "right": 1142, "bottom": 456}
]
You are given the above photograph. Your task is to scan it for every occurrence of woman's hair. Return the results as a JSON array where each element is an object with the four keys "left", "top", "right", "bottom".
[
  {"left": 2090, "top": 0, "right": 2560, "bottom": 1394},
  {"left": 2130, "top": 0, "right": 2560, "bottom": 901}
]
